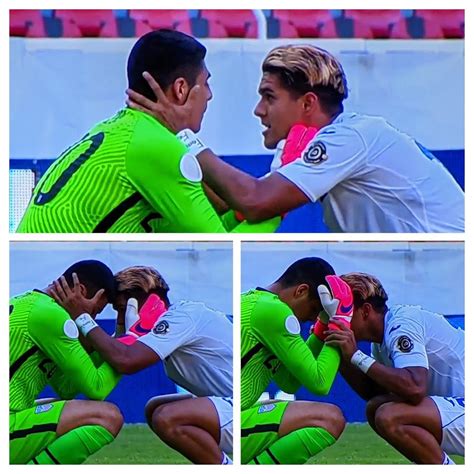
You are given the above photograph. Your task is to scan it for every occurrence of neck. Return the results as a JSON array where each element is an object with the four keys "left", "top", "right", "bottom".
[{"left": 306, "top": 110, "right": 340, "bottom": 130}]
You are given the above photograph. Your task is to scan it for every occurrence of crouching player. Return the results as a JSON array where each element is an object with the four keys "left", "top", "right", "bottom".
[
  {"left": 9, "top": 260, "right": 123, "bottom": 464},
  {"left": 241, "top": 257, "right": 352, "bottom": 464},
  {"left": 53, "top": 266, "right": 233, "bottom": 464},
  {"left": 325, "top": 273, "right": 465, "bottom": 464}
]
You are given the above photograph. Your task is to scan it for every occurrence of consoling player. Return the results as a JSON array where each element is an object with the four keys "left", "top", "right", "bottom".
[
  {"left": 9, "top": 260, "right": 122, "bottom": 464},
  {"left": 324, "top": 273, "right": 464, "bottom": 464},
  {"left": 52, "top": 265, "right": 233, "bottom": 465},
  {"left": 17, "top": 29, "right": 278, "bottom": 234},
  {"left": 241, "top": 257, "right": 353, "bottom": 464},
  {"left": 130, "top": 44, "right": 464, "bottom": 232}
]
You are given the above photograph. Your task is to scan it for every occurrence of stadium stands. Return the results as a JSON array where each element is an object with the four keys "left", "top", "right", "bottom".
[
  {"left": 200, "top": 10, "right": 258, "bottom": 38},
  {"left": 9, "top": 9, "right": 465, "bottom": 39},
  {"left": 129, "top": 10, "right": 193, "bottom": 36}
]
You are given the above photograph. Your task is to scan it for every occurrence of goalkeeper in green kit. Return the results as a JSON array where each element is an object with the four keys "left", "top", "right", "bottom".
[
  {"left": 9, "top": 260, "right": 123, "bottom": 464},
  {"left": 17, "top": 29, "right": 279, "bottom": 234},
  {"left": 241, "top": 257, "right": 354, "bottom": 464}
]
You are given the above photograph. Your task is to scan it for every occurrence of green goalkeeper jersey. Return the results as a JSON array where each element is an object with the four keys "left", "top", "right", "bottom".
[
  {"left": 17, "top": 108, "right": 266, "bottom": 233},
  {"left": 241, "top": 289, "right": 341, "bottom": 410},
  {"left": 9, "top": 290, "right": 120, "bottom": 412}
]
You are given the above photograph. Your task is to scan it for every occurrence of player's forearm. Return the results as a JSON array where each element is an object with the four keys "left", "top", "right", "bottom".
[
  {"left": 85, "top": 327, "right": 136, "bottom": 374},
  {"left": 197, "top": 150, "right": 267, "bottom": 222},
  {"left": 338, "top": 359, "right": 385, "bottom": 401},
  {"left": 364, "top": 364, "right": 427, "bottom": 405}
]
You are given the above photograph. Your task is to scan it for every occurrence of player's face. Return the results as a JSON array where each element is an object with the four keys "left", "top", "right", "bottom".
[
  {"left": 188, "top": 64, "right": 213, "bottom": 133},
  {"left": 254, "top": 72, "right": 307, "bottom": 149},
  {"left": 113, "top": 292, "right": 149, "bottom": 320},
  {"left": 291, "top": 289, "right": 322, "bottom": 322}
]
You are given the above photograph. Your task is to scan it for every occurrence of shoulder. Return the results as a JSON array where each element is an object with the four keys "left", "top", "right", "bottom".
[{"left": 384, "top": 305, "right": 425, "bottom": 345}]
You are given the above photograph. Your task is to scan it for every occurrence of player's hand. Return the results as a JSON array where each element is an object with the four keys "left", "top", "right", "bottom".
[
  {"left": 324, "top": 320, "right": 358, "bottom": 362},
  {"left": 126, "top": 71, "right": 202, "bottom": 134},
  {"left": 127, "top": 294, "right": 167, "bottom": 338},
  {"left": 270, "top": 124, "right": 319, "bottom": 172},
  {"left": 317, "top": 275, "right": 353, "bottom": 330},
  {"left": 50, "top": 273, "right": 105, "bottom": 319}
]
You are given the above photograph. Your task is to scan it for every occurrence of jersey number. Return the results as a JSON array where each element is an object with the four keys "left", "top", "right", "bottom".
[{"left": 35, "top": 132, "right": 105, "bottom": 205}]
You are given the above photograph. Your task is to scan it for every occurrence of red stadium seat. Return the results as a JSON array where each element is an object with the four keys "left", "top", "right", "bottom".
[
  {"left": 54, "top": 10, "right": 120, "bottom": 37},
  {"left": 10, "top": 10, "right": 47, "bottom": 37},
  {"left": 390, "top": 16, "right": 444, "bottom": 39},
  {"left": 319, "top": 17, "right": 373, "bottom": 38},
  {"left": 200, "top": 10, "right": 258, "bottom": 38},
  {"left": 345, "top": 10, "right": 404, "bottom": 38},
  {"left": 129, "top": 10, "right": 193, "bottom": 35},
  {"left": 415, "top": 10, "right": 464, "bottom": 38},
  {"left": 273, "top": 10, "right": 334, "bottom": 37}
]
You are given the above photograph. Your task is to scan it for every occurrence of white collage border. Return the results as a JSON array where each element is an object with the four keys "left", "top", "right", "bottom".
[{"left": 3, "top": 0, "right": 472, "bottom": 472}]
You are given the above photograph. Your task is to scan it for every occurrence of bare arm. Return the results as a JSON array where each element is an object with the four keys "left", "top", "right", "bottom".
[
  {"left": 325, "top": 321, "right": 429, "bottom": 405},
  {"left": 85, "top": 326, "right": 160, "bottom": 375}
]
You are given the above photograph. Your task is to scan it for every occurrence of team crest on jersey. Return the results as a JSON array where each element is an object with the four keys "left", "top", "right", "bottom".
[
  {"left": 396, "top": 335, "right": 414, "bottom": 353},
  {"left": 303, "top": 141, "right": 328, "bottom": 164},
  {"left": 35, "top": 403, "right": 53, "bottom": 414},
  {"left": 153, "top": 320, "right": 170, "bottom": 335},
  {"left": 258, "top": 404, "right": 276, "bottom": 414}
]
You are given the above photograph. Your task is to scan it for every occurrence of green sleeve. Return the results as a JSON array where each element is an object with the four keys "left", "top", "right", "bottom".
[
  {"left": 126, "top": 118, "right": 227, "bottom": 233},
  {"left": 29, "top": 303, "right": 121, "bottom": 400},
  {"left": 253, "top": 300, "right": 340, "bottom": 395},
  {"left": 273, "top": 334, "right": 329, "bottom": 393},
  {"left": 221, "top": 210, "right": 281, "bottom": 233}
]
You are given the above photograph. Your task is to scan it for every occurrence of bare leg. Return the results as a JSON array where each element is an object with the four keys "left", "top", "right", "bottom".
[
  {"left": 279, "top": 401, "right": 345, "bottom": 439},
  {"left": 150, "top": 397, "right": 222, "bottom": 464},
  {"left": 373, "top": 397, "right": 443, "bottom": 464},
  {"left": 58, "top": 399, "right": 123, "bottom": 437},
  {"left": 145, "top": 393, "right": 193, "bottom": 428}
]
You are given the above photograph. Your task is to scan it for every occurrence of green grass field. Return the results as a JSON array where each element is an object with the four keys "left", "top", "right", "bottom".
[{"left": 86, "top": 423, "right": 464, "bottom": 464}]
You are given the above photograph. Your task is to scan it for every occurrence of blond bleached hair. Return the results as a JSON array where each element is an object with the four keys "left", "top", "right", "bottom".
[
  {"left": 340, "top": 272, "right": 388, "bottom": 311},
  {"left": 115, "top": 266, "right": 170, "bottom": 304},
  {"left": 263, "top": 44, "right": 348, "bottom": 113}
]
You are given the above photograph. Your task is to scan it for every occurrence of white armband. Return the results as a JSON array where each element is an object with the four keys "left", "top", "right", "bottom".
[
  {"left": 176, "top": 129, "right": 208, "bottom": 156},
  {"left": 351, "top": 350, "right": 376, "bottom": 374},
  {"left": 75, "top": 313, "right": 98, "bottom": 337}
]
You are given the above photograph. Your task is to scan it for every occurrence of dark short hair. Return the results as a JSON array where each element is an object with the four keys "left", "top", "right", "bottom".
[
  {"left": 127, "top": 29, "right": 206, "bottom": 100},
  {"left": 63, "top": 260, "right": 116, "bottom": 301},
  {"left": 276, "top": 257, "right": 335, "bottom": 300}
]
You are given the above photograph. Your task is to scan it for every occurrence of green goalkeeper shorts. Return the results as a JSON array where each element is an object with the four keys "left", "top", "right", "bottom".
[
  {"left": 241, "top": 400, "right": 290, "bottom": 464},
  {"left": 10, "top": 400, "right": 66, "bottom": 464}
]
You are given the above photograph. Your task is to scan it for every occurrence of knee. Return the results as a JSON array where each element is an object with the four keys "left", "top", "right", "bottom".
[
  {"left": 311, "top": 403, "right": 345, "bottom": 439},
  {"left": 323, "top": 404, "right": 345, "bottom": 439},
  {"left": 151, "top": 404, "right": 180, "bottom": 439},
  {"left": 96, "top": 402, "right": 124, "bottom": 437},
  {"left": 373, "top": 403, "right": 401, "bottom": 438},
  {"left": 366, "top": 397, "right": 383, "bottom": 426}
]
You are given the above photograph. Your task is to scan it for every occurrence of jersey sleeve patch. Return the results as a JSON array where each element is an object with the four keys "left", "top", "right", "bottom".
[
  {"left": 303, "top": 141, "right": 328, "bottom": 165},
  {"left": 396, "top": 335, "right": 414, "bottom": 353},
  {"left": 63, "top": 319, "right": 79, "bottom": 339},
  {"left": 153, "top": 320, "right": 170, "bottom": 335},
  {"left": 284, "top": 315, "right": 301, "bottom": 335},
  {"left": 180, "top": 153, "right": 203, "bottom": 182}
]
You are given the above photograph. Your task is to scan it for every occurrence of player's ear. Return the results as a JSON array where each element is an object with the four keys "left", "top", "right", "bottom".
[
  {"left": 362, "top": 302, "right": 372, "bottom": 319},
  {"left": 79, "top": 283, "right": 88, "bottom": 297},
  {"left": 294, "top": 283, "right": 310, "bottom": 299},
  {"left": 171, "top": 77, "right": 190, "bottom": 105},
  {"left": 301, "top": 92, "right": 319, "bottom": 115}
]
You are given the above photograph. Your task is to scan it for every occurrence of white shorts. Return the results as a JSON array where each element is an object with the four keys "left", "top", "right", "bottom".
[
  {"left": 208, "top": 396, "right": 233, "bottom": 455},
  {"left": 431, "top": 396, "right": 465, "bottom": 456}
]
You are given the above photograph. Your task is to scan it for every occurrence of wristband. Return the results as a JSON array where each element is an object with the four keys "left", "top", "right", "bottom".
[
  {"left": 350, "top": 350, "right": 376, "bottom": 374},
  {"left": 176, "top": 129, "right": 208, "bottom": 156},
  {"left": 313, "top": 320, "right": 328, "bottom": 341},
  {"left": 75, "top": 313, "right": 98, "bottom": 337}
]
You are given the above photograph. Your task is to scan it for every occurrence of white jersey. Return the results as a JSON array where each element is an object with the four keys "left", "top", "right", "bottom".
[
  {"left": 277, "top": 112, "right": 464, "bottom": 233},
  {"left": 371, "top": 305, "right": 464, "bottom": 397},
  {"left": 138, "top": 300, "right": 233, "bottom": 397}
]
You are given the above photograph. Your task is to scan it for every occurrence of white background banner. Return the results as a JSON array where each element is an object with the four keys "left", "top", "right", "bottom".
[
  {"left": 10, "top": 38, "right": 464, "bottom": 158},
  {"left": 10, "top": 241, "right": 233, "bottom": 317},
  {"left": 242, "top": 241, "right": 464, "bottom": 315}
]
